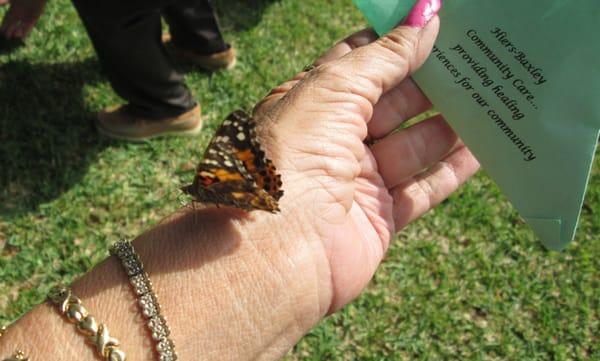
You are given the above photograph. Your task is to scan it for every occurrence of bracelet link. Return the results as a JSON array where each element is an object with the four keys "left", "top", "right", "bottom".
[{"left": 48, "top": 286, "right": 127, "bottom": 361}]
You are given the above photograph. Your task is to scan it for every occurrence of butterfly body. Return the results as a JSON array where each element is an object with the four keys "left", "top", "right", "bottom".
[{"left": 182, "top": 110, "right": 283, "bottom": 213}]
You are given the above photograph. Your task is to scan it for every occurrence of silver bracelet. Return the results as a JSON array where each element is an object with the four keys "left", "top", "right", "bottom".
[{"left": 110, "top": 240, "right": 177, "bottom": 361}]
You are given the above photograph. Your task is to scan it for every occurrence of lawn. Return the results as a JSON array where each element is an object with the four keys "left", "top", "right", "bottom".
[{"left": 1, "top": 0, "right": 598, "bottom": 360}]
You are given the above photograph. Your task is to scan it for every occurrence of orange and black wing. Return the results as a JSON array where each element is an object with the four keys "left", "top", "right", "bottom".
[
  {"left": 222, "top": 111, "right": 284, "bottom": 200},
  {"left": 182, "top": 111, "right": 282, "bottom": 213}
]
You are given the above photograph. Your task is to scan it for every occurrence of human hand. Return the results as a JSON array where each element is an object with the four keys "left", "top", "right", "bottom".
[
  {"left": 253, "top": 0, "right": 479, "bottom": 313},
  {"left": 0, "top": 0, "right": 46, "bottom": 39}
]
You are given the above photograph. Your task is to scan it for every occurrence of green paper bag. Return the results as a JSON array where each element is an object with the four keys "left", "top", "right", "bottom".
[{"left": 354, "top": 0, "right": 600, "bottom": 250}]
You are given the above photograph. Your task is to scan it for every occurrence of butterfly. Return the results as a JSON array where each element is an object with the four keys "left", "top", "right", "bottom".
[{"left": 181, "top": 110, "right": 283, "bottom": 213}]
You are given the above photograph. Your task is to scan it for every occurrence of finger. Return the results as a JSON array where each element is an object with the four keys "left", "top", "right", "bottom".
[
  {"left": 256, "top": 28, "right": 378, "bottom": 117},
  {"left": 369, "top": 78, "right": 433, "bottom": 139},
  {"left": 258, "top": 1, "right": 440, "bottom": 122},
  {"left": 314, "top": 28, "right": 378, "bottom": 66},
  {"left": 391, "top": 146, "right": 480, "bottom": 230},
  {"left": 0, "top": 0, "right": 9, "bottom": 6},
  {"left": 308, "top": 17, "right": 440, "bottom": 110},
  {"left": 371, "top": 115, "right": 461, "bottom": 188},
  {"left": 316, "top": 28, "right": 435, "bottom": 139}
]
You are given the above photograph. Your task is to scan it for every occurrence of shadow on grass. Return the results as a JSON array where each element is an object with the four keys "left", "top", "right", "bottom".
[
  {"left": 0, "top": 37, "right": 25, "bottom": 55},
  {"left": 213, "top": 0, "right": 279, "bottom": 32},
  {"left": 0, "top": 58, "right": 110, "bottom": 217}
]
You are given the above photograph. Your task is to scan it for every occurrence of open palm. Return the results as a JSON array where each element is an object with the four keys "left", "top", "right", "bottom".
[{"left": 254, "top": 21, "right": 480, "bottom": 312}]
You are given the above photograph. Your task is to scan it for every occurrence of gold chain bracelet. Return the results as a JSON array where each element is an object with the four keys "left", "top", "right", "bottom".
[
  {"left": 0, "top": 326, "right": 29, "bottom": 361},
  {"left": 47, "top": 286, "right": 127, "bottom": 361}
]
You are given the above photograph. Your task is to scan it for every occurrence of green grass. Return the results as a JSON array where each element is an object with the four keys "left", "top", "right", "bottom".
[{"left": 1, "top": 0, "right": 598, "bottom": 360}]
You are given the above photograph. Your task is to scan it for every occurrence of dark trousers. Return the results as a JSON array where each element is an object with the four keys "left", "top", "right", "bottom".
[{"left": 71, "top": 0, "right": 228, "bottom": 118}]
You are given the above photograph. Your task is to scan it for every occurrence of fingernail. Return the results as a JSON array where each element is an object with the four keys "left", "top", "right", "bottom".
[{"left": 402, "top": 0, "right": 442, "bottom": 28}]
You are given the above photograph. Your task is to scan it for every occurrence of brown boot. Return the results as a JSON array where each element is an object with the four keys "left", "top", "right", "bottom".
[
  {"left": 95, "top": 105, "right": 202, "bottom": 141},
  {"left": 162, "top": 33, "right": 236, "bottom": 71}
]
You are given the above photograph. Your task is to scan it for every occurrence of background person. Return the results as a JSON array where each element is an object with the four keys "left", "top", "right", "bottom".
[{"left": 0, "top": 0, "right": 236, "bottom": 141}]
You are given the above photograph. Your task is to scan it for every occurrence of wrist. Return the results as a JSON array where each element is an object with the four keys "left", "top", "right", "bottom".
[
  {"left": 1, "top": 206, "right": 332, "bottom": 360},
  {"left": 132, "top": 207, "right": 332, "bottom": 359}
]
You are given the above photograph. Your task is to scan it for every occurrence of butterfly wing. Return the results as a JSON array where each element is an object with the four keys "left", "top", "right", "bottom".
[
  {"left": 185, "top": 141, "right": 257, "bottom": 211},
  {"left": 182, "top": 110, "right": 283, "bottom": 213},
  {"left": 224, "top": 111, "right": 284, "bottom": 200}
]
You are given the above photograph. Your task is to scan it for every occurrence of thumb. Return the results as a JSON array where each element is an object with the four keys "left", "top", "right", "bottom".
[
  {"left": 257, "top": 0, "right": 441, "bottom": 121},
  {"left": 262, "top": 0, "right": 441, "bottom": 138},
  {"left": 313, "top": 0, "right": 441, "bottom": 107}
]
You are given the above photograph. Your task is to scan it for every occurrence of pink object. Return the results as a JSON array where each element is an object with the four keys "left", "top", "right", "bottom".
[{"left": 402, "top": 0, "right": 442, "bottom": 28}]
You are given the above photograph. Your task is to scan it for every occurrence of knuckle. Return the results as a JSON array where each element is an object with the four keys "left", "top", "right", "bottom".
[
  {"left": 375, "top": 29, "right": 419, "bottom": 66},
  {"left": 381, "top": 28, "right": 419, "bottom": 52},
  {"left": 415, "top": 177, "right": 435, "bottom": 209},
  {"left": 438, "top": 160, "right": 459, "bottom": 188},
  {"left": 406, "top": 131, "right": 429, "bottom": 172},
  {"left": 306, "top": 63, "right": 353, "bottom": 96},
  {"left": 311, "top": 62, "right": 344, "bottom": 81}
]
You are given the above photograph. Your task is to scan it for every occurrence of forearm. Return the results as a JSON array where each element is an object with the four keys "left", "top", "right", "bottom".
[{"left": 0, "top": 208, "right": 331, "bottom": 360}]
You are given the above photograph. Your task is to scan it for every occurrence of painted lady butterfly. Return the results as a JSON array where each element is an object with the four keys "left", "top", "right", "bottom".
[{"left": 181, "top": 110, "right": 283, "bottom": 213}]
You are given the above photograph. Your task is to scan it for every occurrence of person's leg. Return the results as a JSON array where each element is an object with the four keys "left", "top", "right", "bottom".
[
  {"left": 72, "top": 0, "right": 196, "bottom": 119},
  {"left": 163, "top": 0, "right": 228, "bottom": 55}
]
